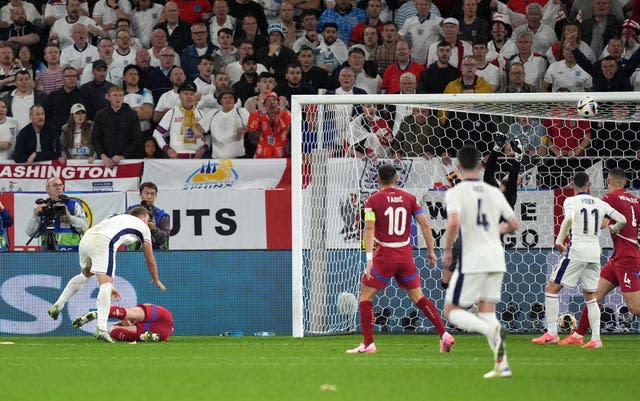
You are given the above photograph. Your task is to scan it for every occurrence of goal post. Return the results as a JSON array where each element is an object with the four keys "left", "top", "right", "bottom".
[{"left": 291, "top": 92, "right": 640, "bottom": 338}]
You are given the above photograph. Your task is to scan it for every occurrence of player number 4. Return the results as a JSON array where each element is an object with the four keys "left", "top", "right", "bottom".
[{"left": 476, "top": 199, "right": 488, "bottom": 231}]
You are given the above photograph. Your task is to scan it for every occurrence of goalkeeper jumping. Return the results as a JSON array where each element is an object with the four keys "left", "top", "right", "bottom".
[{"left": 442, "top": 133, "right": 523, "bottom": 288}]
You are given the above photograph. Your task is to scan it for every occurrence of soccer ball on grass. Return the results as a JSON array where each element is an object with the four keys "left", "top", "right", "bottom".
[
  {"left": 577, "top": 96, "right": 598, "bottom": 117},
  {"left": 558, "top": 313, "right": 577, "bottom": 333}
]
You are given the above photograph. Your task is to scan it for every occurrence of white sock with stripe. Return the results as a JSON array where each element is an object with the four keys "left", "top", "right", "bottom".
[
  {"left": 586, "top": 299, "right": 601, "bottom": 341},
  {"left": 545, "top": 293, "right": 559, "bottom": 336},
  {"left": 448, "top": 309, "right": 493, "bottom": 338},
  {"left": 96, "top": 282, "right": 113, "bottom": 333}
]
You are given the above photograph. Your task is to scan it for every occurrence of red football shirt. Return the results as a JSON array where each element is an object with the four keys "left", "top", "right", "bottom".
[
  {"left": 602, "top": 188, "right": 640, "bottom": 267},
  {"left": 365, "top": 187, "right": 423, "bottom": 262}
]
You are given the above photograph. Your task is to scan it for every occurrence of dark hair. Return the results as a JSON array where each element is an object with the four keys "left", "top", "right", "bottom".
[
  {"left": 572, "top": 171, "right": 590, "bottom": 189},
  {"left": 286, "top": 62, "right": 302, "bottom": 72},
  {"left": 472, "top": 35, "right": 488, "bottom": 47},
  {"left": 300, "top": 10, "right": 319, "bottom": 19},
  {"left": 601, "top": 55, "right": 619, "bottom": 64},
  {"left": 437, "top": 40, "right": 452, "bottom": 49},
  {"left": 298, "top": 45, "right": 314, "bottom": 54},
  {"left": 608, "top": 168, "right": 626, "bottom": 182},
  {"left": 323, "top": 22, "right": 339, "bottom": 32},
  {"left": 456, "top": 146, "right": 481, "bottom": 170},
  {"left": 139, "top": 181, "right": 158, "bottom": 193},
  {"left": 15, "top": 68, "right": 31, "bottom": 79},
  {"left": 218, "top": 27, "right": 234, "bottom": 37},
  {"left": 64, "top": 111, "right": 92, "bottom": 152},
  {"left": 128, "top": 206, "right": 151, "bottom": 219},
  {"left": 198, "top": 54, "right": 215, "bottom": 63},
  {"left": 377, "top": 164, "right": 397, "bottom": 185}
]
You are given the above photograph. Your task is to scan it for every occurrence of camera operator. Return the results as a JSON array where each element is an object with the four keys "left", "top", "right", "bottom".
[
  {"left": 25, "top": 177, "right": 88, "bottom": 251},
  {"left": 127, "top": 182, "right": 170, "bottom": 250},
  {"left": 0, "top": 200, "right": 13, "bottom": 251}
]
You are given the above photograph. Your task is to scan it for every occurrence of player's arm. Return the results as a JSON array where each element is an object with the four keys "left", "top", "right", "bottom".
[
  {"left": 555, "top": 216, "right": 572, "bottom": 253},
  {"left": 605, "top": 206, "right": 627, "bottom": 235},
  {"left": 143, "top": 241, "right": 166, "bottom": 291},
  {"left": 363, "top": 207, "right": 375, "bottom": 280},
  {"left": 443, "top": 211, "right": 460, "bottom": 271},
  {"left": 415, "top": 212, "right": 436, "bottom": 267}
]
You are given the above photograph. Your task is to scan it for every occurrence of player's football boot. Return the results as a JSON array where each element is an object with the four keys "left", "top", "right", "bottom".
[
  {"left": 582, "top": 339, "right": 603, "bottom": 349},
  {"left": 346, "top": 342, "right": 377, "bottom": 354},
  {"left": 531, "top": 332, "right": 560, "bottom": 344},
  {"left": 439, "top": 332, "right": 455, "bottom": 353},
  {"left": 493, "top": 132, "right": 508, "bottom": 152},
  {"left": 483, "top": 363, "right": 512, "bottom": 379},
  {"left": 141, "top": 331, "right": 161, "bottom": 342},
  {"left": 559, "top": 333, "right": 584, "bottom": 346},
  {"left": 95, "top": 329, "right": 115, "bottom": 343},
  {"left": 72, "top": 311, "right": 97, "bottom": 328},
  {"left": 48, "top": 304, "right": 61, "bottom": 321}
]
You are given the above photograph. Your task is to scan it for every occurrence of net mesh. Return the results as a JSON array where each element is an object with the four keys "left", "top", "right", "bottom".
[{"left": 293, "top": 93, "right": 640, "bottom": 336}]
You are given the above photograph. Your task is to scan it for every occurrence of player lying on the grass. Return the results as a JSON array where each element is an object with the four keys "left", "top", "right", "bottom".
[
  {"left": 73, "top": 299, "right": 174, "bottom": 342},
  {"left": 532, "top": 171, "right": 626, "bottom": 349},
  {"left": 560, "top": 168, "right": 640, "bottom": 346},
  {"left": 47, "top": 208, "right": 166, "bottom": 343},
  {"left": 443, "top": 146, "right": 519, "bottom": 379},
  {"left": 347, "top": 163, "right": 455, "bottom": 354}
]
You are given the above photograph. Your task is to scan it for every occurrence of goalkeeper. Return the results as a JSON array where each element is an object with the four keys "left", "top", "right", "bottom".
[{"left": 442, "top": 134, "right": 522, "bottom": 289}]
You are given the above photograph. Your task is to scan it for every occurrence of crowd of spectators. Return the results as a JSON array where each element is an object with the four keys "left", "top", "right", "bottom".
[{"left": 0, "top": 0, "right": 637, "bottom": 165}]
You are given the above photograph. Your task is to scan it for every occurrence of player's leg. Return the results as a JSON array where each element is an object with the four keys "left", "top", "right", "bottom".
[
  {"left": 580, "top": 263, "right": 604, "bottom": 349},
  {"left": 405, "top": 287, "right": 454, "bottom": 352},
  {"left": 562, "top": 269, "right": 616, "bottom": 345},
  {"left": 48, "top": 269, "right": 93, "bottom": 320},
  {"left": 346, "top": 284, "right": 379, "bottom": 354},
  {"left": 620, "top": 267, "right": 640, "bottom": 316},
  {"left": 109, "top": 325, "right": 139, "bottom": 342},
  {"left": 444, "top": 272, "right": 497, "bottom": 339},
  {"left": 94, "top": 273, "right": 115, "bottom": 343}
]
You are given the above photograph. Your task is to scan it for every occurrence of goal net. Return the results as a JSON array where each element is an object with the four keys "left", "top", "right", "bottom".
[{"left": 291, "top": 92, "right": 640, "bottom": 338}]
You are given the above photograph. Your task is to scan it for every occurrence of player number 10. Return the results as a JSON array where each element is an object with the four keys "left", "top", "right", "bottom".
[{"left": 384, "top": 206, "right": 408, "bottom": 236}]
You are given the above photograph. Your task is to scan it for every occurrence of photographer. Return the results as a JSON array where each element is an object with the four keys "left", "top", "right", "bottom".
[
  {"left": 25, "top": 177, "right": 88, "bottom": 251},
  {"left": 0, "top": 200, "right": 13, "bottom": 251},
  {"left": 127, "top": 182, "right": 170, "bottom": 250}
]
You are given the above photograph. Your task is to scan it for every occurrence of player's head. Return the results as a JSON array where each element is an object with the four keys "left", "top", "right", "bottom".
[
  {"left": 572, "top": 171, "right": 590, "bottom": 192},
  {"left": 607, "top": 167, "right": 627, "bottom": 189},
  {"left": 377, "top": 164, "right": 397, "bottom": 186},
  {"left": 456, "top": 146, "right": 482, "bottom": 173},
  {"left": 128, "top": 206, "right": 150, "bottom": 223}
]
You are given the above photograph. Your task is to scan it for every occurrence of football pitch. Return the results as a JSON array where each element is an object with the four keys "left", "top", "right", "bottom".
[{"left": 1, "top": 334, "right": 638, "bottom": 401}]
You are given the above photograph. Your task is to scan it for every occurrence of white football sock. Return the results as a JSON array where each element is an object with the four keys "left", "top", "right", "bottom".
[
  {"left": 478, "top": 312, "right": 501, "bottom": 351},
  {"left": 96, "top": 282, "right": 113, "bottom": 332},
  {"left": 448, "top": 309, "right": 493, "bottom": 337},
  {"left": 545, "top": 293, "right": 559, "bottom": 336},
  {"left": 54, "top": 273, "right": 91, "bottom": 309},
  {"left": 586, "top": 299, "right": 601, "bottom": 341}
]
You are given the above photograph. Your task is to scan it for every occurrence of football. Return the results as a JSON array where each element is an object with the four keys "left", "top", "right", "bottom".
[
  {"left": 558, "top": 313, "right": 577, "bottom": 333},
  {"left": 577, "top": 96, "right": 598, "bottom": 117}
]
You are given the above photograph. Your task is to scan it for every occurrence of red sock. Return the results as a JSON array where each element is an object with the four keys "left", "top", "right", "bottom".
[
  {"left": 416, "top": 297, "right": 447, "bottom": 336},
  {"left": 360, "top": 300, "right": 374, "bottom": 346},
  {"left": 109, "top": 306, "right": 128, "bottom": 320},
  {"left": 109, "top": 327, "right": 139, "bottom": 342},
  {"left": 575, "top": 304, "right": 590, "bottom": 336}
]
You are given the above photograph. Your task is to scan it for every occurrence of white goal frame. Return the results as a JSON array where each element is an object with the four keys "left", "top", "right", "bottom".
[{"left": 291, "top": 92, "right": 640, "bottom": 338}]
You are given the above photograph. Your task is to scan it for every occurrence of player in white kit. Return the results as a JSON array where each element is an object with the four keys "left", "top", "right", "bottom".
[
  {"left": 532, "top": 172, "right": 626, "bottom": 348},
  {"left": 443, "top": 146, "right": 519, "bottom": 379},
  {"left": 48, "top": 207, "right": 166, "bottom": 342}
]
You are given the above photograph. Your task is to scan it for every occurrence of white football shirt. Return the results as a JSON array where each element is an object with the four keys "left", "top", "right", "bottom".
[
  {"left": 445, "top": 180, "right": 516, "bottom": 273},
  {"left": 87, "top": 214, "right": 151, "bottom": 248}
]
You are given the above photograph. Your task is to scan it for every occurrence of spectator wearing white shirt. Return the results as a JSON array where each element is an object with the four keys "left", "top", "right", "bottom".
[
  {"left": 44, "top": 0, "right": 89, "bottom": 27},
  {"left": 545, "top": 21, "right": 596, "bottom": 64},
  {"left": 195, "top": 87, "right": 249, "bottom": 159},
  {"left": 507, "top": 31, "right": 548, "bottom": 91},
  {"left": 511, "top": 3, "right": 557, "bottom": 55},
  {"left": 542, "top": 41, "right": 593, "bottom": 93},
  {"left": 316, "top": 22, "right": 349, "bottom": 74},
  {"left": 50, "top": 0, "right": 106, "bottom": 50},
  {"left": 80, "top": 37, "right": 124, "bottom": 86},
  {"left": 149, "top": 28, "right": 181, "bottom": 67},
  {"left": 132, "top": 0, "right": 163, "bottom": 48},
  {"left": 472, "top": 37, "right": 501, "bottom": 91},
  {"left": 92, "top": 0, "right": 132, "bottom": 39},
  {"left": 112, "top": 27, "right": 137, "bottom": 67},
  {"left": 0, "top": 98, "right": 19, "bottom": 161},
  {"left": 398, "top": 0, "right": 442, "bottom": 64},
  {"left": 0, "top": 0, "right": 42, "bottom": 27},
  {"left": 3, "top": 70, "right": 48, "bottom": 129},
  {"left": 153, "top": 66, "right": 186, "bottom": 123},
  {"left": 123, "top": 64, "right": 154, "bottom": 134},
  {"left": 153, "top": 81, "right": 208, "bottom": 159},
  {"left": 486, "top": 13, "right": 517, "bottom": 65},
  {"left": 226, "top": 39, "right": 267, "bottom": 85},
  {"left": 425, "top": 17, "right": 472, "bottom": 68},
  {"left": 60, "top": 23, "right": 99, "bottom": 72},
  {"left": 209, "top": 0, "right": 236, "bottom": 47}
]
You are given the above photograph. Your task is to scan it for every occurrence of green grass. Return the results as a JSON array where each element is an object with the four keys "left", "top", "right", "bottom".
[{"left": 1, "top": 334, "right": 638, "bottom": 401}]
